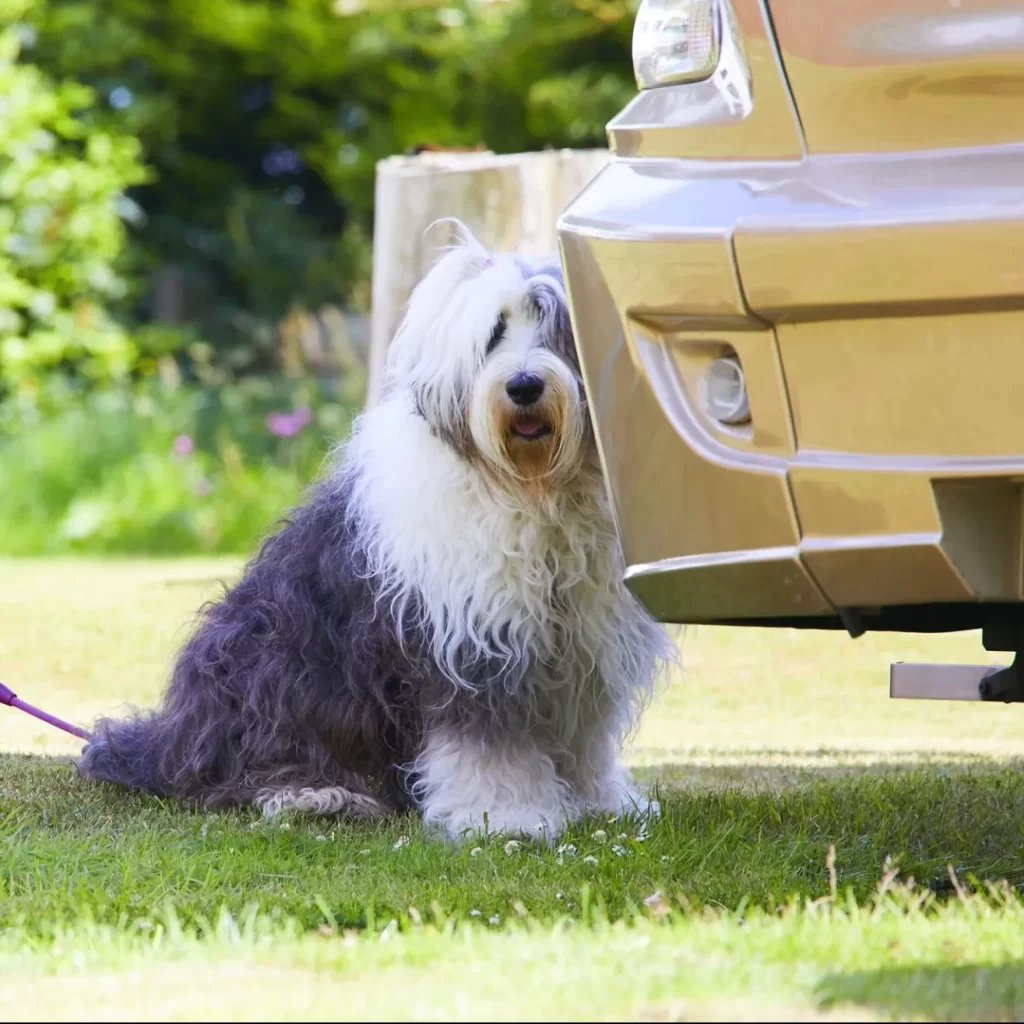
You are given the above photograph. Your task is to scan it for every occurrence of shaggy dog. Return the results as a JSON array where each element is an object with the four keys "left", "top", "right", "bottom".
[{"left": 79, "top": 225, "right": 672, "bottom": 838}]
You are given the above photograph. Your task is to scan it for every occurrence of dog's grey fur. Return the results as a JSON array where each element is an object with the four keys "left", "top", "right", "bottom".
[{"left": 78, "top": 236, "right": 671, "bottom": 835}]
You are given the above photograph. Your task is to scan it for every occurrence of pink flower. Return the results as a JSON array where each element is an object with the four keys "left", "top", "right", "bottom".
[
  {"left": 266, "top": 406, "right": 313, "bottom": 438},
  {"left": 265, "top": 412, "right": 298, "bottom": 437},
  {"left": 195, "top": 479, "right": 212, "bottom": 497},
  {"left": 172, "top": 434, "right": 194, "bottom": 457}
]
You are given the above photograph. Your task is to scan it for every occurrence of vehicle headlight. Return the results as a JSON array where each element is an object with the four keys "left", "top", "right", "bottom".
[{"left": 632, "top": 0, "right": 721, "bottom": 90}]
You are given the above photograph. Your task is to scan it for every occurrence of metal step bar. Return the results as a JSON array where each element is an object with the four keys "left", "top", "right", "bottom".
[{"left": 890, "top": 653, "right": 1024, "bottom": 703}]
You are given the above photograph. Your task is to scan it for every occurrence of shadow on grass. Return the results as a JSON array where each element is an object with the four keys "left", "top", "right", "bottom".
[
  {"left": 817, "top": 962, "right": 1024, "bottom": 1021},
  {"left": 633, "top": 752, "right": 1024, "bottom": 795},
  {"left": 5, "top": 750, "right": 1024, "bottom": 909}
]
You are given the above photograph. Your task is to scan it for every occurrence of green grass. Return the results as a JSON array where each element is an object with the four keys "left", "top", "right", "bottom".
[
  {"left": 5, "top": 896, "right": 1024, "bottom": 1022},
  {"left": 4, "top": 558, "right": 1024, "bottom": 1020}
]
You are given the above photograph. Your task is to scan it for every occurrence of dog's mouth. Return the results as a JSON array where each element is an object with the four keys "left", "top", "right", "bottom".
[{"left": 510, "top": 414, "right": 552, "bottom": 441}]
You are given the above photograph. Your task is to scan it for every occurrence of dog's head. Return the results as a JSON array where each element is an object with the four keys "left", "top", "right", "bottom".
[{"left": 384, "top": 224, "right": 592, "bottom": 496}]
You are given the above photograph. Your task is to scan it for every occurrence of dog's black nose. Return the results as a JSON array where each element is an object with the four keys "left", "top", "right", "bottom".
[{"left": 506, "top": 372, "right": 545, "bottom": 407}]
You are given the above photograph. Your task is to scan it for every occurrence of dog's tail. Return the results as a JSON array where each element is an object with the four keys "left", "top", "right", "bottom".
[{"left": 78, "top": 712, "right": 172, "bottom": 796}]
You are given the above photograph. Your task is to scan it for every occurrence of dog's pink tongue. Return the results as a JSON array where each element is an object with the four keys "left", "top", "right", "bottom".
[{"left": 514, "top": 417, "right": 545, "bottom": 437}]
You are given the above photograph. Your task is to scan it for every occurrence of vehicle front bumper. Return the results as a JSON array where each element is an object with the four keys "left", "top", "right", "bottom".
[{"left": 558, "top": 148, "right": 1024, "bottom": 626}]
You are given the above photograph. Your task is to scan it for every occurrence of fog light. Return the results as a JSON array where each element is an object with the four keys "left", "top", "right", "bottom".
[
  {"left": 632, "top": 0, "right": 721, "bottom": 90},
  {"left": 700, "top": 356, "right": 749, "bottom": 425}
]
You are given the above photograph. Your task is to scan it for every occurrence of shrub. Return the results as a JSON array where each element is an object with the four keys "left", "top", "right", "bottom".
[
  {"left": 22, "top": 0, "right": 636, "bottom": 368},
  {"left": 0, "top": 377, "right": 356, "bottom": 554},
  {"left": 0, "top": 0, "right": 148, "bottom": 396}
]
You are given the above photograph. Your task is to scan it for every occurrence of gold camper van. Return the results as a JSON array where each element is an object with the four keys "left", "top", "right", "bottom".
[{"left": 558, "top": 0, "right": 1024, "bottom": 702}]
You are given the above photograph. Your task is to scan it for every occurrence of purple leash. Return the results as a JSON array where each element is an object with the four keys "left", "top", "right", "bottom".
[{"left": 0, "top": 680, "right": 91, "bottom": 742}]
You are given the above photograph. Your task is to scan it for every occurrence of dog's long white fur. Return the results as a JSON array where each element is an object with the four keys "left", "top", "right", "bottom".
[{"left": 341, "top": 229, "right": 673, "bottom": 837}]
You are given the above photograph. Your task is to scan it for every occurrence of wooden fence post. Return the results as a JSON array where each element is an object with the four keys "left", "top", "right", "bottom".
[{"left": 367, "top": 148, "right": 610, "bottom": 405}]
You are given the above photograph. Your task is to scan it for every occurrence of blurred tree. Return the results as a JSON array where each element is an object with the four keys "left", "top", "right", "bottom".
[
  {"left": 0, "top": 0, "right": 148, "bottom": 395},
  {"left": 20, "top": 0, "right": 637, "bottom": 375}
]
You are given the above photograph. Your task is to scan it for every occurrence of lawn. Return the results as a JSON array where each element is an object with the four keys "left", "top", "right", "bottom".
[{"left": 3, "top": 558, "right": 1024, "bottom": 1020}]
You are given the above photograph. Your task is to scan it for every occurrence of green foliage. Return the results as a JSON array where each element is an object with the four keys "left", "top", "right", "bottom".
[
  {"left": 18, "top": 0, "right": 637, "bottom": 368},
  {"left": 0, "top": 379, "right": 356, "bottom": 553},
  {"left": 0, "top": 0, "right": 639, "bottom": 555},
  {"left": 0, "top": 0, "right": 148, "bottom": 393}
]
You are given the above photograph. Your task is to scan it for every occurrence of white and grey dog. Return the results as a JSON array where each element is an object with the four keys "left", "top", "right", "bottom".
[{"left": 79, "top": 225, "right": 673, "bottom": 838}]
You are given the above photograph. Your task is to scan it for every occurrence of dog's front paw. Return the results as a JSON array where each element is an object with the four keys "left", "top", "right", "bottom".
[
  {"left": 622, "top": 790, "right": 660, "bottom": 820},
  {"left": 581, "top": 770, "right": 660, "bottom": 822},
  {"left": 486, "top": 804, "right": 574, "bottom": 841},
  {"left": 429, "top": 801, "right": 575, "bottom": 843},
  {"left": 594, "top": 790, "right": 660, "bottom": 821}
]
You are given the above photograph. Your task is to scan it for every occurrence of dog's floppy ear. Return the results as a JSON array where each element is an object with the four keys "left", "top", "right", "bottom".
[{"left": 383, "top": 229, "right": 494, "bottom": 455}]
